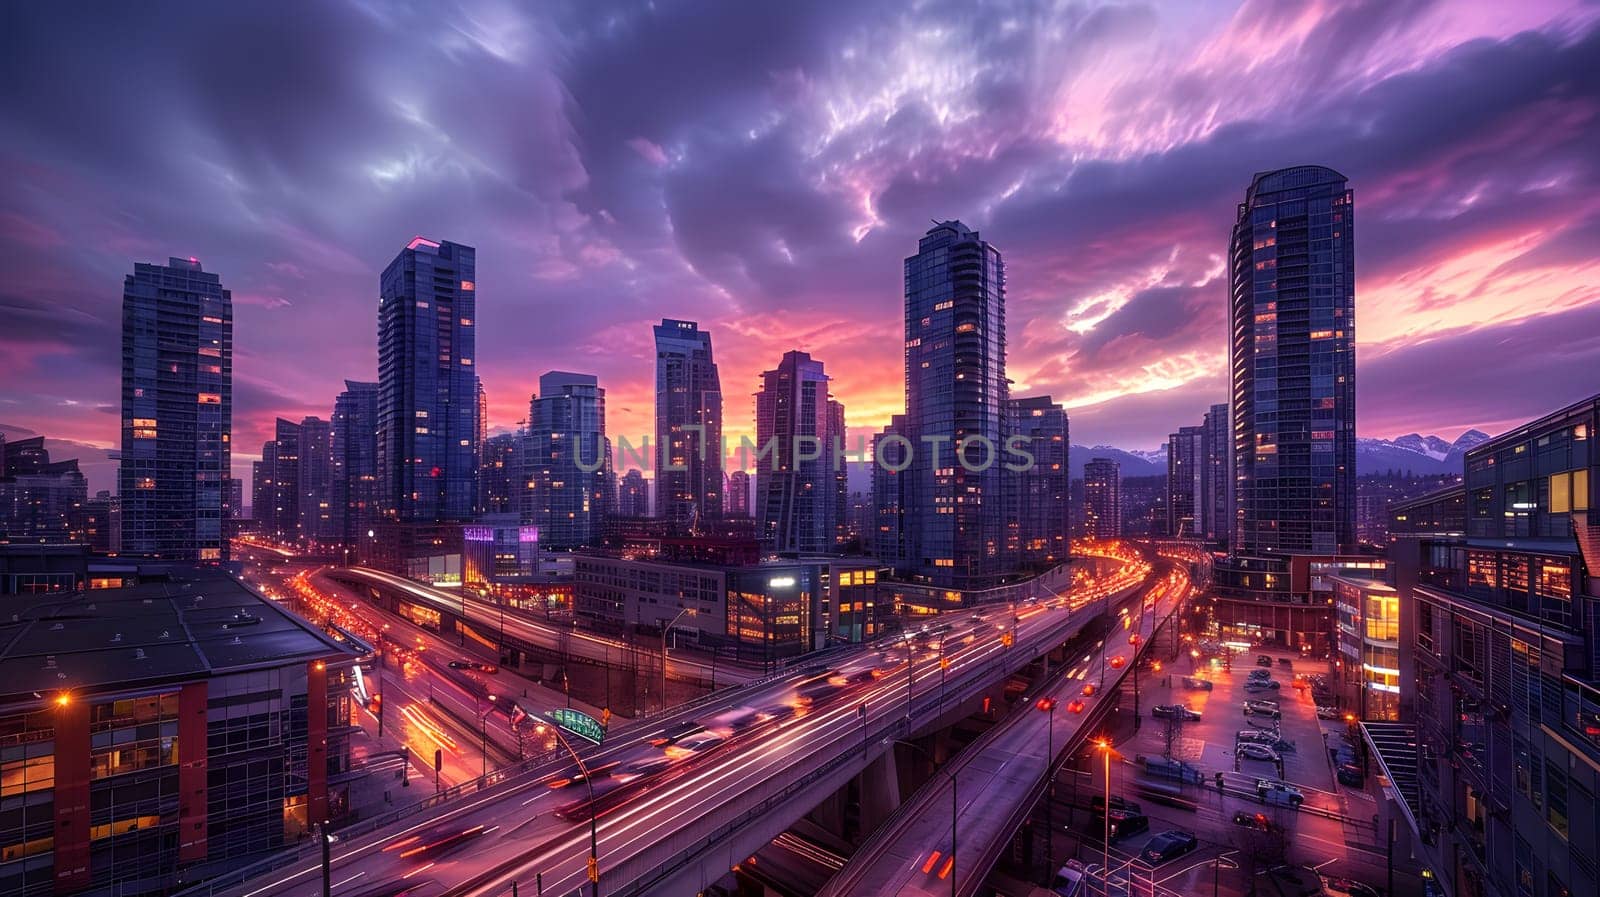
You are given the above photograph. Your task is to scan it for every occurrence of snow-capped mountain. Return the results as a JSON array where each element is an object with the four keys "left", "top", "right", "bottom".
[{"left": 1356, "top": 429, "right": 1490, "bottom": 475}]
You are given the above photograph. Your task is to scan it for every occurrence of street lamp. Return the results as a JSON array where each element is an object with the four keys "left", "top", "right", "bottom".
[
  {"left": 661, "top": 607, "right": 695, "bottom": 714},
  {"left": 480, "top": 694, "right": 497, "bottom": 780},
  {"left": 1036, "top": 697, "right": 1058, "bottom": 874},
  {"left": 538, "top": 723, "right": 600, "bottom": 897},
  {"left": 903, "top": 633, "right": 917, "bottom": 720},
  {"left": 1095, "top": 738, "right": 1115, "bottom": 877},
  {"left": 891, "top": 739, "right": 957, "bottom": 897}
]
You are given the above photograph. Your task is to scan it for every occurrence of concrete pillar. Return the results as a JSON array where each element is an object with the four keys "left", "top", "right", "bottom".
[
  {"left": 856, "top": 747, "right": 902, "bottom": 835},
  {"left": 807, "top": 786, "right": 848, "bottom": 840}
]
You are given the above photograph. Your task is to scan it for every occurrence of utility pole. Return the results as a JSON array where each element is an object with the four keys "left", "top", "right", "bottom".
[{"left": 319, "top": 823, "right": 331, "bottom": 897}]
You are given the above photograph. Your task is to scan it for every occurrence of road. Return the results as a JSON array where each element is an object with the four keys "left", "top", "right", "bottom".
[
  {"left": 819, "top": 555, "right": 1192, "bottom": 897},
  {"left": 199, "top": 545, "right": 1156, "bottom": 897}
]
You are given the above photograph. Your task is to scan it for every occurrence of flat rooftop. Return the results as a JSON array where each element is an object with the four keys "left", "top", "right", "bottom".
[{"left": 0, "top": 566, "right": 348, "bottom": 705}]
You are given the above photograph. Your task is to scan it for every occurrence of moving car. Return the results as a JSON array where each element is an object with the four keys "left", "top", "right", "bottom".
[
  {"left": 1324, "top": 877, "right": 1382, "bottom": 897},
  {"left": 1182, "top": 677, "right": 1214, "bottom": 691},
  {"left": 1151, "top": 704, "right": 1201, "bottom": 721},
  {"left": 1337, "top": 764, "right": 1366, "bottom": 787},
  {"left": 1232, "top": 810, "right": 1274, "bottom": 831},
  {"left": 1247, "top": 668, "right": 1272, "bottom": 679},
  {"left": 1082, "top": 683, "right": 1097, "bottom": 696},
  {"left": 1245, "top": 679, "right": 1281, "bottom": 691},
  {"left": 1091, "top": 794, "right": 1142, "bottom": 816},
  {"left": 1140, "top": 830, "right": 1199, "bottom": 866},
  {"left": 1256, "top": 779, "right": 1306, "bottom": 807},
  {"left": 1236, "top": 743, "right": 1281, "bottom": 762},
  {"left": 1256, "top": 654, "right": 1273, "bottom": 666},
  {"left": 1067, "top": 699, "right": 1086, "bottom": 714},
  {"left": 1143, "top": 756, "right": 1204, "bottom": 784},
  {"left": 1243, "top": 700, "right": 1282, "bottom": 719},
  {"left": 1109, "top": 655, "right": 1127, "bottom": 669}
]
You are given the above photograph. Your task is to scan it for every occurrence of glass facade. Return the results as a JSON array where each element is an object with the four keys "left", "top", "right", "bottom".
[
  {"left": 377, "top": 238, "right": 480, "bottom": 525},
  {"left": 1083, "top": 458, "right": 1121, "bottom": 540},
  {"left": 331, "top": 380, "right": 380, "bottom": 553},
  {"left": 1229, "top": 167, "right": 1356, "bottom": 557},
  {"left": 755, "top": 351, "right": 846, "bottom": 554},
  {"left": 528, "top": 371, "right": 612, "bottom": 548},
  {"left": 1005, "top": 396, "right": 1069, "bottom": 567},
  {"left": 118, "top": 257, "right": 231, "bottom": 561},
  {"left": 653, "top": 319, "right": 724, "bottom": 529}
]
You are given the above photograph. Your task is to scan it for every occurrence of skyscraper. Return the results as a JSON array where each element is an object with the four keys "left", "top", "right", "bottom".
[
  {"left": 0, "top": 435, "right": 89, "bottom": 544},
  {"left": 1166, "top": 425, "right": 1205, "bottom": 538},
  {"left": 377, "top": 237, "right": 479, "bottom": 524},
  {"left": 1006, "top": 396, "right": 1070, "bottom": 567},
  {"left": 900, "top": 221, "right": 1009, "bottom": 587},
  {"left": 267, "top": 418, "right": 300, "bottom": 544},
  {"left": 872, "top": 415, "right": 911, "bottom": 564},
  {"left": 480, "top": 433, "right": 520, "bottom": 517},
  {"left": 1229, "top": 166, "right": 1356, "bottom": 556},
  {"left": 528, "top": 371, "right": 611, "bottom": 548},
  {"left": 1202, "top": 402, "right": 1231, "bottom": 545},
  {"left": 297, "top": 416, "right": 333, "bottom": 545},
  {"left": 725, "top": 470, "right": 750, "bottom": 517},
  {"left": 754, "top": 350, "right": 846, "bottom": 553},
  {"left": 1083, "top": 457, "right": 1122, "bottom": 540},
  {"left": 332, "top": 380, "right": 379, "bottom": 551},
  {"left": 617, "top": 469, "right": 648, "bottom": 517},
  {"left": 118, "top": 257, "right": 232, "bottom": 560},
  {"left": 653, "top": 319, "right": 723, "bottom": 530}
]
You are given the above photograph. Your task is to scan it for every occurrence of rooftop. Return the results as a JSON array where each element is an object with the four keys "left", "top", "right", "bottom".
[{"left": 0, "top": 566, "right": 348, "bottom": 706}]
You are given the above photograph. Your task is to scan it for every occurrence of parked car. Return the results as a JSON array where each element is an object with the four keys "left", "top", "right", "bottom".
[
  {"left": 1182, "top": 677, "right": 1214, "bottom": 691},
  {"left": 1247, "top": 668, "right": 1272, "bottom": 680},
  {"left": 1245, "top": 679, "right": 1281, "bottom": 691},
  {"left": 1140, "top": 830, "right": 1199, "bottom": 866},
  {"left": 1256, "top": 779, "right": 1306, "bottom": 807},
  {"left": 1316, "top": 706, "right": 1341, "bottom": 720},
  {"left": 1237, "top": 730, "right": 1295, "bottom": 752},
  {"left": 1052, "top": 859, "right": 1093, "bottom": 897},
  {"left": 1277, "top": 658, "right": 1293, "bottom": 669},
  {"left": 1337, "top": 764, "right": 1366, "bottom": 787},
  {"left": 1142, "top": 755, "right": 1204, "bottom": 784},
  {"left": 1151, "top": 704, "right": 1201, "bottom": 721},
  {"left": 1256, "top": 654, "right": 1273, "bottom": 666},
  {"left": 1105, "top": 809, "right": 1150, "bottom": 841},
  {"left": 1091, "top": 794, "right": 1142, "bottom": 816},
  {"left": 1243, "top": 700, "right": 1282, "bottom": 719},
  {"left": 1324, "top": 877, "right": 1382, "bottom": 897},
  {"left": 1236, "top": 743, "right": 1281, "bottom": 762}
]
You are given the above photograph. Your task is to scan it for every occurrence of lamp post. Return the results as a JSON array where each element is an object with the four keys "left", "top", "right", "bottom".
[
  {"left": 903, "top": 633, "right": 917, "bottom": 720},
  {"left": 1036, "top": 697, "right": 1058, "bottom": 874},
  {"left": 661, "top": 607, "right": 694, "bottom": 714},
  {"left": 539, "top": 723, "right": 600, "bottom": 897},
  {"left": 892, "top": 739, "right": 957, "bottom": 897},
  {"left": 1096, "top": 738, "right": 1114, "bottom": 879},
  {"left": 480, "top": 694, "right": 497, "bottom": 780}
]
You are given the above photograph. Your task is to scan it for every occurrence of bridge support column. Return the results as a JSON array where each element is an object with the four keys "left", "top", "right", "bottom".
[
  {"left": 808, "top": 782, "right": 848, "bottom": 836},
  {"left": 856, "top": 746, "right": 902, "bottom": 836}
]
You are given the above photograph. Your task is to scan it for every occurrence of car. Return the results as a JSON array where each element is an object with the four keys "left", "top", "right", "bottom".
[
  {"left": 1324, "top": 877, "right": 1382, "bottom": 897},
  {"left": 1082, "top": 683, "right": 1097, "bottom": 696},
  {"left": 1091, "top": 795, "right": 1142, "bottom": 816},
  {"left": 1052, "top": 859, "right": 1093, "bottom": 897},
  {"left": 1151, "top": 704, "right": 1202, "bottom": 721},
  {"left": 1243, "top": 701, "right": 1282, "bottom": 719},
  {"left": 1245, "top": 679, "right": 1281, "bottom": 691},
  {"left": 664, "top": 731, "right": 725, "bottom": 758},
  {"left": 1278, "top": 657, "right": 1293, "bottom": 669},
  {"left": 1105, "top": 809, "right": 1149, "bottom": 841},
  {"left": 1067, "top": 699, "right": 1086, "bottom": 713},
  {"left": 1140, "top": 830, "right": 1199, "bottom": 866},
  {"left": 1182, "top": 677, "right": 1214, "bottom": 691},
  {"left": 1109, "top": 655, "right": 1126, "bottom": 669},
  {"left": 1236, "top": 743, "right": 1281, "bottom": 762},
  {"left": 1257, "top": 654, "right": 1273, "bottom": 666},
  {"left": 1232, "top": 810, "right": 1274, "bottom": 831},
  {"left": 1316, "top": 706, "right": 1341, "bottom": 720},
  {"left": 1256, "top": 779, "right": 1306, "bottom": 807},
  {"left": 1143, "top": 756, "right": 1204, "bottom": 784},
  {"left": 1247, "top": 668, "right": 1272, "bottom": 679},
  {"left": 1337, "top": 764, "right": 1366, "bottom": 787}
]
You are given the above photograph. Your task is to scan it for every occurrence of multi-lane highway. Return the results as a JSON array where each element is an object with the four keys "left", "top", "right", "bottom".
[
  {"left": 819, "top": 557, "right": 1192, "bottom": 897},
  {"left": 196, "top": 543, "right": 1158, "bottom": 897}
]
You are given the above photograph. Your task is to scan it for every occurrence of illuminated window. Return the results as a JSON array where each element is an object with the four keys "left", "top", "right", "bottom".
[
  {"left": 461, "top": 280, "right": 475, "bottom": 291},
  {"left": 201, "top": 364, "right": 222, "bottom": 374},
  {"left": 135, "top": 477, "right": 156, "bottom": 490},
  {"left": 198, "top": 347, "right": 222, "bottom": 357},
  {"left": 460, "top": 318, "right": 474, "bottom": 326},
  {"left": 197, "top": 393, "right": 221, "bottom": 404},
  {"left": 1310, "top": 330, "right": 1334, "bottom": 339},
  {"left": 461, "top": 358, "right": 473, "bottom": 366},
  {"left": 955, "top": 323, "right": 978, "bottom": 334},
  {"left": 202, "top": 315, "right": 223, "bottom": 324},
  {"left": 416, "top": 301, "right": 429, "bottom": 309},
  {"left": 1552, "top": 473, "right": 1571, "bottom": 514}
]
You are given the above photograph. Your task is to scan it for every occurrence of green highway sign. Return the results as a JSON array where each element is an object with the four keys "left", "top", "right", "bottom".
[{"left": 546, "top": 708, "right": 605, "bottom": 744}]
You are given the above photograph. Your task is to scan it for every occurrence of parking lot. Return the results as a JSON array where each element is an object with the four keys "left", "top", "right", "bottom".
[{"left": 1049, "top": 644, "right": 1416, "bottom": 896}]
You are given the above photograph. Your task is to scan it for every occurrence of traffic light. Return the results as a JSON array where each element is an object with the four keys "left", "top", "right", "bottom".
[
  {"left": 1000, "top": 631, "right": 1015, "bottom": 648},
  {"left": 601, "top": 708, "right": 612, "bottom": 728}
]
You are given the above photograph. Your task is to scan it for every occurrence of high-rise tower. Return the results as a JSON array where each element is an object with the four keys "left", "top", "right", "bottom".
[
  {"left": 528, "top": 371, "right": 611, "bottom": 548},
  {"left": 118, "top": 257, "right": 231, "bottom": 560},
  {"left": 653, "top": 319, "right": 723, "bottom": 530},
  {"left": 754, "top": 350, "right": 846, "bottom": 553}
]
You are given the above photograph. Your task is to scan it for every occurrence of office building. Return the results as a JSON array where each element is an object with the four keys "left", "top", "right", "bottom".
[
  {"left": 871, "top": 415, "right": 912, "bottom": 564},
  {"left": 1167, "top": 424, "right": 1205, "bottom": 538},
  {"left": 297, "top": 416, "right": 333, "bottom": 545},
  {"left": 480, "top": 433, "right": 520, "bottom": 517},
  {"left": 331, "top": 380, "right": 379, "bottom": 553},
  {"left": 0, "top": 435, "right": 89, "bottom": 545},
  {"left": 1329, "top": 574, "right": 1401, "bottom": 720},
  {"left": 1005, "top": 396, "right": 1070, "bottom": 568},
  {"left": 527, "top": 371, "right": 611, "bottom": 548},
  {"left": 1387, "top": 395, "right": 1598, "bottom": 897},
  {"left": 1228, "top": 165, "right": 1356, "bottom": 556},
  {"left": 725, "top": 471, "right": 750, "bottom": 518},
  {"left": 117, "top": 257, "right": 232, "bottom": 561},
  {"left": 618, "top": 469, "right": 648, "bottom": 518},
  {"left": 250, "top": 453, "right": 272, "bottom": 531},
  {"left": 754, "top": 351, "right": 846, "bottom": 554},
  {"left": 264, "top": 418, "right": 300, "bottom": 544},
  {"left": 653, "top": 319, "right": 723, "bottom": 530},
  {"left": 1202, "top": 402, "right": 1231, "bottom": 545},
  {"left": 377, "top": 237, "right": 479, "bottom": 525},
  {"left": 899, "top": 220, "right": 1010, "bottom": 588},
  {"left": 0, "top": 561, "right": 352, "bottom": 897},
  {"left": 1083, "top": 457, "right": 1122, "bottom": 540}
]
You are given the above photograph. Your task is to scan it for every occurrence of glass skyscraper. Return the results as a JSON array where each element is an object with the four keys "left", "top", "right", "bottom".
[
  {"left": 118, "top": 257, "right": 231, "bottom": 560},
  {"left": 901, "top": 220, "right": 1008, "bottom": 588},
  {"left": 528, "top": 371, "right": 611, "bottom": 548},
  {"left": 1082, "top": 457, "right": 1122, "bottom": 540},
  {"left": 1005, "top": 395, "right": 1069, "bottom": 568},
  {"left": 1202, "top": 402, "right": 1231, "bottom": 545},
  {"left": 1229, "top": 166, "right": 1356, "bottom": 556},
  {"left": 653, "top": 319, "right": 723, "bottom": 530},
  {"left": 1167, "top": 424, "right": 1205, "bottom": 538},
  {"left": 297, "top": 416, "right": 333, "bottom": 544},
  {"left": 754, "top": 350, "right": 846, "bottom": 554},
  {"left": 377, "top": 238, "right": 479, "bottom": 524},
  {"left": 332, "top": 379, "right": 379, "bottom": 552}
]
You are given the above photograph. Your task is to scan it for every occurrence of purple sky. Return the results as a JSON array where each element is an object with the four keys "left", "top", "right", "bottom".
[{"left": 4, "top": 0, "right": 1600, "bottom": 495}]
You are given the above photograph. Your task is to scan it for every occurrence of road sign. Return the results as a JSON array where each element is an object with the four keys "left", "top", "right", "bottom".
[{"left": 546, "top": 708, "right": 605, "bottom": 744}]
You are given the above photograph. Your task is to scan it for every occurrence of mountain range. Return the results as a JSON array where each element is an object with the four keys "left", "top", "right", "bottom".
[{"left": 1064, "top": 430, "right": 1492, "bottom": 480}]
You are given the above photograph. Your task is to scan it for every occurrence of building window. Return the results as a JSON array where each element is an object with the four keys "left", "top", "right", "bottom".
[{"left": 197, "top": 392, "right": 221, "bottom": 404}]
